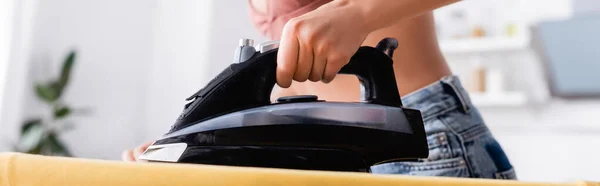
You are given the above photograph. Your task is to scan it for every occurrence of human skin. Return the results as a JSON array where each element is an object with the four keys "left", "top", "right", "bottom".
[
  {"left": 122, "top": 0, "right": 460, "bottom": 162},
  {"left": 268, "top": 0, "right": 459, "bottom": 102}
]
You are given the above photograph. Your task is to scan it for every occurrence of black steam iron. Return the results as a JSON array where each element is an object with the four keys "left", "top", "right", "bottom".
[{"left": 139, "top": 38, "right": 428, "bottom": 172}]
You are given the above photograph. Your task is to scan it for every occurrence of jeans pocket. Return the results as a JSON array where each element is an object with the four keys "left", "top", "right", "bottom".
[
  {"left": 371, "top": 157, "right": 470, "bottom": 178},
  {"left": 494, "top": 167, "right": 517, "bottom": 180},
  {"left": 371, "top": 131, "right": 470, "bottom": 177}
]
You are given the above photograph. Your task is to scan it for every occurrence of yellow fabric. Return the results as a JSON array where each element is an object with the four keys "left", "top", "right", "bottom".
[{"left": 0, "top": 152, "right": 597, "bottom": 186}]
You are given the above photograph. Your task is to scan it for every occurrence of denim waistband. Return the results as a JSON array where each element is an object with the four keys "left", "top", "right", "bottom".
[
  {"left": 400, "top": 75, "right": 491, "bottom": 141},
  {"left": 401, "top": 75, "right": 473, "bottom": 121}
]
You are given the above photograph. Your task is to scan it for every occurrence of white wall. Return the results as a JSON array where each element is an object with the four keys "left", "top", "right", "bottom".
[
  {"left": 0, "top": 0, "right": 39, "bottom": 152},
  {"left": 0, "top": 0, "right": 15, "bottom": 122},
  {"left": 145, "top": 0, "right": 215, "bottom": 140},
  {"left": 19, "top": 0, "right": 159, "bottom": 160}
]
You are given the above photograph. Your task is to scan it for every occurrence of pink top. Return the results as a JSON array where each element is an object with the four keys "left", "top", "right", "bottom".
[{"left": 248, "top": 0, "right": 331, "bottom": 40}]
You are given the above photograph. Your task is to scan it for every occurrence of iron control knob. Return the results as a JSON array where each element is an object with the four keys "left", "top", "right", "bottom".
[
  {"left": 233, "top": 38, "right": 256, "bottom": 63},
  {"left": 239, "top": 38, "right": 254, "bottom": 47}
]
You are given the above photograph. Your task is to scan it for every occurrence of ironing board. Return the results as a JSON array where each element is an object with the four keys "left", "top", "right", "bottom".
[{"left": 0, "top": 153, "right": 597, "bottom": 186}]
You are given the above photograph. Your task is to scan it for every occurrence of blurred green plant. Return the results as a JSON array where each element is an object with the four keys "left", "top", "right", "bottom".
[{"left": 14, "top": 50, "right": 78, "bottom": 157}]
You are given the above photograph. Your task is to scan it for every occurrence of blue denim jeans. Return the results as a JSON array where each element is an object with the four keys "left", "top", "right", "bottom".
[{"left": 370, "top": 76, "right": 516, "bottom": 179}]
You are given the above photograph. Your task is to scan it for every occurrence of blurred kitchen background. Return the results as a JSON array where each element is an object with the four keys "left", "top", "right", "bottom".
[{"left": 1, "top": 0, "right": 599, "bottom": 182}]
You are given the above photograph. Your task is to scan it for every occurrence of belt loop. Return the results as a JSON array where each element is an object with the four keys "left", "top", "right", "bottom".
[{"left": 440, "top": 76, "right": 471, "bottom": 114}]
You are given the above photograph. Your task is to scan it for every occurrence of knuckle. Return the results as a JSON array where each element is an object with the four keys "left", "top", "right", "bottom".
[
  {"left": 302, "top": 32, "right": 316, "bottom": 45},
  {"left": 315, "top": 43, "right": 328, "bottom": 55},
  {"left": 295, "top": 29, "right": 315, "bottom": 46},
  {"left": 287, "top": 18, "right": 303, "bottom": 31}
]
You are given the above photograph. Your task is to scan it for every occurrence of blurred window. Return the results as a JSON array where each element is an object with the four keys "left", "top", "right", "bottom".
[{"left": 535, "top": 15, "right": 600, "bottom": 98}]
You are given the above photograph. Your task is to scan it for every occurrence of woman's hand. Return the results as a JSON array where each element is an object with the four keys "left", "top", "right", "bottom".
[
  {"left": 121, "top": 141, "right": 153, "bottom": 162},
  {"left": 276, "top": 0, "right": 370, "bottom": 88},
  {"left": 275, "top": 0, "right": 460, "bottom": 88}
]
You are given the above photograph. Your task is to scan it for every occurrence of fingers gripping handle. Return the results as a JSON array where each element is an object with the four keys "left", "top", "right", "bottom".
[
  {"left": 244, "top": 37, "right": 402, "bottom": 107},
  {"left": 242, "top": 37, "right": 403, "bottom": 107}
]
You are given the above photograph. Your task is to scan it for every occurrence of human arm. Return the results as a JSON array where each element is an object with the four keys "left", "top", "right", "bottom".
[{"left": 276, "top": 0, "right": 460, "bottom": 88}]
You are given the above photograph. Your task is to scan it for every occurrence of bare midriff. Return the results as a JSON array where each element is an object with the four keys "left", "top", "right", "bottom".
[{"left": 250, "top": 0, "right": 452, "bottom": 102}]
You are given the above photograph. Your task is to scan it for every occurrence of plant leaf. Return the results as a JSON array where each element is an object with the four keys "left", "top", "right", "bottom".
[
  {"left": 35, "top": 84, "right": 58, "bottom": 102},
  {"left": 46, "top": 132, "right": 72, "bottom": 157},
  {"left": 50, "top": 81, "right": 63, "bottom": 98},
  {"left": 54, "top": 106, "right": 71, "bottom": 119},
  {"left": 56, "top": 50, "right": 76, "bottom": 97},
  {"left": 21, "top": 118, "right": 42, "bottom": 135},
  {"left": 17, "top": 123, "right": 45, "bottom": 152}
]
